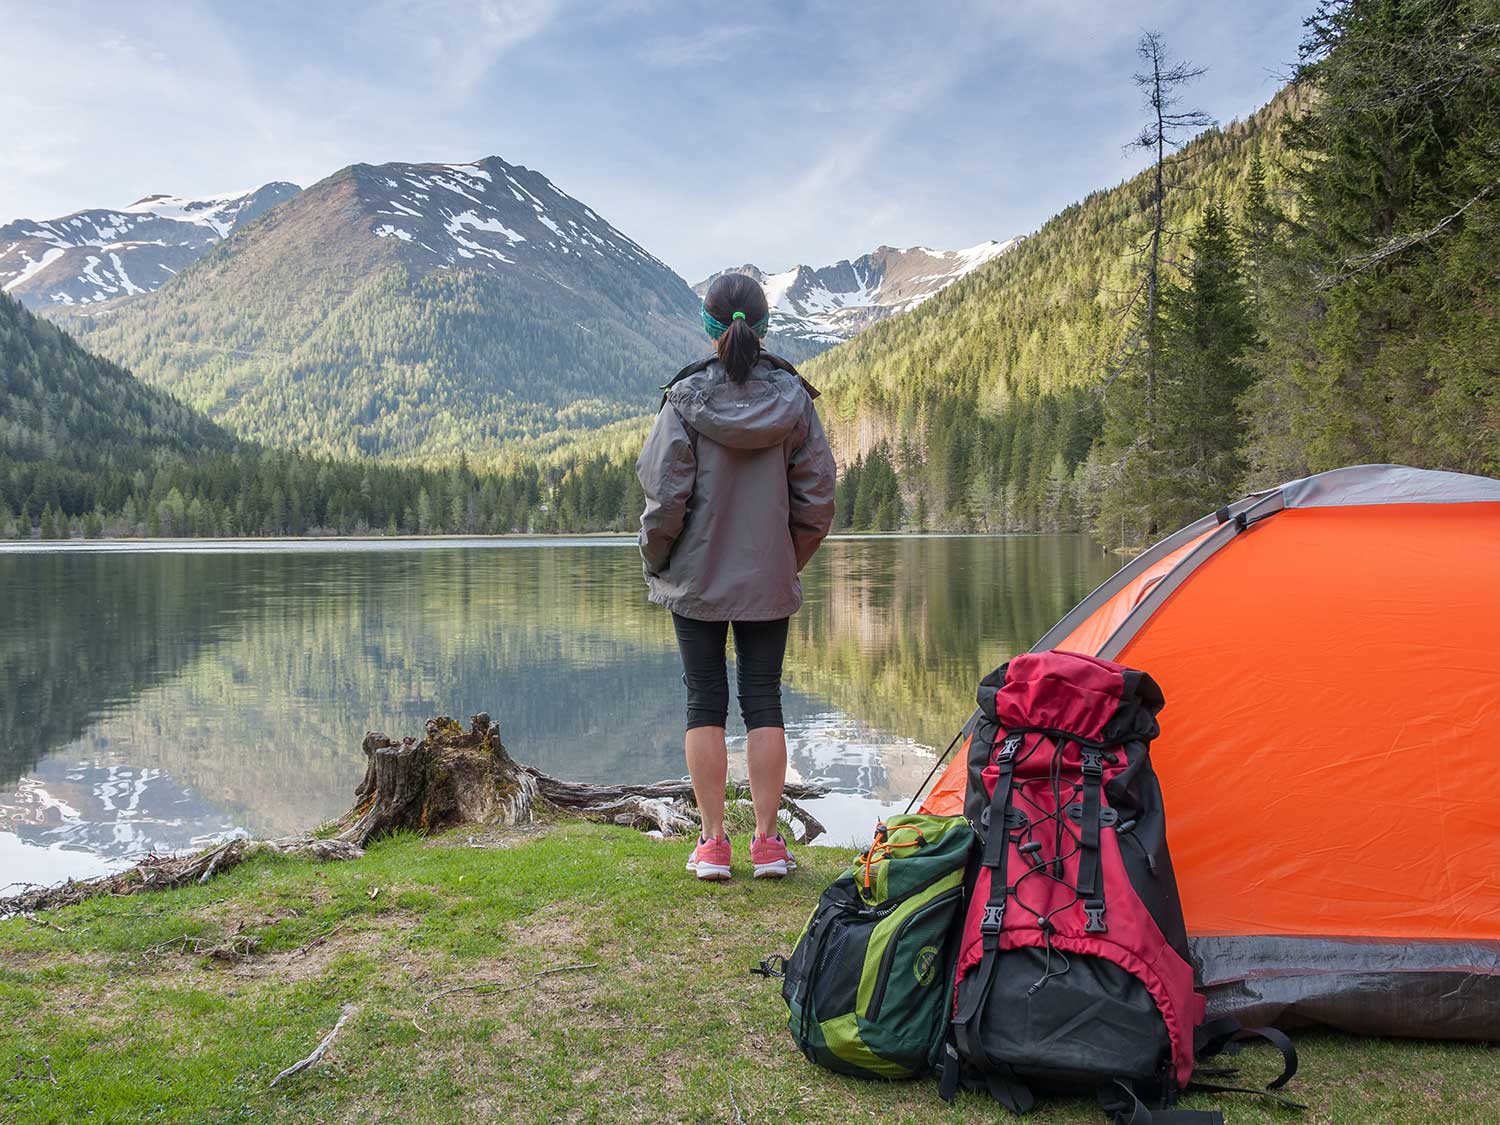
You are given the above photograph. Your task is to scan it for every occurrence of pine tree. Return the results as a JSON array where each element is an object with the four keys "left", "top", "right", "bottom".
[
  {"left": 1125, "top": 31, "right": 1215, "bottom": 420},
  {"left": 450, "top": 489, "right": 467, "bottom": 535},
  {"left": 416, "top": 488, "right": 433, "bottom": 535},
  {"left": 1243, "top": 0, "right": 1500, "bottom": 481},
  {"left": 1154, "top": 201, "right": 1261, "bottom": 527},
  {"left": 835, "top": 455, "right": 863, "bottom": 530}
]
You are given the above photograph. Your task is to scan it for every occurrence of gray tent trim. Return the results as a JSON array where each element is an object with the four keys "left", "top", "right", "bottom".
[
  {"left": 1281, "top": 464, "right": 1500, "bottom": 509},
  {"left": 1195, "top": 934, "right": 1500, "bottom": 1041}
]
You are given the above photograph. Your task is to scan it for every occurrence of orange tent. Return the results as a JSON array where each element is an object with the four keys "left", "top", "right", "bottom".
[{"left": 920, "top": 465, "right": 1500, "bottom": 1038}]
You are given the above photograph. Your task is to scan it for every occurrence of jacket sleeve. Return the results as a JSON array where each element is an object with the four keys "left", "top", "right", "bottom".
[
  {"left": 636, "top": 405, "right": 697, "bottom": 576},
  {"left": 787, "top": 402, "right": 837, "bottom": 571}
]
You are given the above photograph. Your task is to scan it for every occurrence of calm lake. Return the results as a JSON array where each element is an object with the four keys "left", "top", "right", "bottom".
[{"left": 0, "top": 536, "right": 1116, "bottom": 887}]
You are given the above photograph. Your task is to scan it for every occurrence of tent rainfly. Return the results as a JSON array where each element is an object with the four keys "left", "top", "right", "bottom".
[{"left": 919, "top": 465, "right": 1500, "bottom": 1040}]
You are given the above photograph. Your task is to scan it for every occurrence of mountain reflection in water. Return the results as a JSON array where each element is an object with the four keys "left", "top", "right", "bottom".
[{"left": 0, "top": 537, "right": 1116, "bottom": 885}]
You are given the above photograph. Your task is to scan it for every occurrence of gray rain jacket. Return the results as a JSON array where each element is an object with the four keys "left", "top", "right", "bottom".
[{"left": 636, "top": 356, "right": 837, "bottom": 621}]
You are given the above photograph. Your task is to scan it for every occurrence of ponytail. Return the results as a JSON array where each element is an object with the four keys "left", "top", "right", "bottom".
[
  {"left": 701, "top": 272, "right": 771, "bottom": 385},
  {"left": 716, "top": 313, "right": 762, "bottom": 384}
]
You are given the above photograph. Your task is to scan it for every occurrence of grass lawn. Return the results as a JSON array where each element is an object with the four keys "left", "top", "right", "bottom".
[{"left": 1, "top": 822, "right": 1495, "bottom": 1123}]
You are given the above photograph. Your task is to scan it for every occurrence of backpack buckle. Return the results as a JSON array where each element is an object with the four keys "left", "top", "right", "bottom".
[
  {"left": 1081, "top": 751, "right": 1104, "bottom": 779},
  {"left": 996, "top": 735, "right": 1021, "bottom": 764},
  {"left": 1083, "top": 899, "right": 1108, "bottom": 933},
  {"left": 1065, "top": 803, "right": 1117, "bottom": 826},
  {"left": 980, "top": 904, "right": 1005, "bottom": 935}
]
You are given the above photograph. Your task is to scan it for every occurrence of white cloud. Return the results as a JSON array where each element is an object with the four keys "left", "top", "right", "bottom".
[
  {"left": 377, "top": 0, "right": 561, "bottom": 96},
  {"left": 640, "top": 26, "right": 754, "bottom": 67}
]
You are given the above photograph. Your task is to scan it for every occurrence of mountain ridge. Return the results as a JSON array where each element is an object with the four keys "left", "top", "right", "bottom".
[
  {"left": 694, "top": 239, "right": 1019, "bottom": 348},
  {"left": 0, "top": 183, "right": 300, "bottom": 311}
]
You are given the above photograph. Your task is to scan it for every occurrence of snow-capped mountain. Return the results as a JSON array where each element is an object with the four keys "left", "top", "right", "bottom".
[
  {"left": 0, "top": 182, "right": 300, "bottom": 310},
  {"left": 76, "top": 156, "right": 706, "bottom": 458},
  {"left": 694, "top": 240, "right": 1022, "bottom": 349},
  {"left": 353, "top": 158, "right": 677, "bottom": 281}
]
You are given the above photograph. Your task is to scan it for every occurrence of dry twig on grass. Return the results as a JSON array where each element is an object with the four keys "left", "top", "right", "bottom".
[
  {"left": 292, "top": 922, "right": 345, "bottom": 958},
  {"left": 12, "top": 1053, "right": 58, "bottom": 1086},
  {"left": 20, "top": 913, "right": 67, "bottom": 933},
  {"left": 269, "top": 1003, "right": 357, "bottom": 1088},
  {"left": 412, "top": 962, "right": 599, "bottom": 1033}
]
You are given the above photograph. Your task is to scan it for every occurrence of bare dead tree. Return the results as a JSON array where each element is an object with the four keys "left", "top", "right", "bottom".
[{"left": 1126, "top": 31, "right": 1215, "bottom": 412}]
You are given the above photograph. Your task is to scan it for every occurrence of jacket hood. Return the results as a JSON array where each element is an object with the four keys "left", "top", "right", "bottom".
[{"left": 666, "top": 360, "right": 809, "bottom": 450}]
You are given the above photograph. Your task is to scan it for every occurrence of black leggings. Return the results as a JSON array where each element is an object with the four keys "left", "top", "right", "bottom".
[{"left": 671, "top": 614, "right": 789, "bottom": 731}]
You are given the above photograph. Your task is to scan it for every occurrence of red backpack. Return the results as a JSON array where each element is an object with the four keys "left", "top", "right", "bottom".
[{"left": 938, "top": 651, "right": 1297, "bottom": 1122}]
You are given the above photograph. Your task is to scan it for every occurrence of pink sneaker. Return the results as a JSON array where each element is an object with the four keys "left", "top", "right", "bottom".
[
  {"left": 750, "top": 833, "right": 797, "bottom": 879},
  {"left": 685, "top": 834, "right": 732, "bottom": 881}
]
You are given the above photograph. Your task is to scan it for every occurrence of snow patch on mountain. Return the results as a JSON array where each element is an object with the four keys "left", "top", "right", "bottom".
[
  {"left": 349, "top": 156, "right": 673, "bottom": 282},
  {"left": 1, "top": 246, "right": 64, "bottom": 293},
  {"left": 119, "top": 189, "right": 262, "bottom": 238}
]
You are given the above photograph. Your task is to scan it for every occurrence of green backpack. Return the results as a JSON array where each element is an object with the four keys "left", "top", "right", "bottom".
[{"left": 774, "top": 814, "right": 974, "bottom": 1079}]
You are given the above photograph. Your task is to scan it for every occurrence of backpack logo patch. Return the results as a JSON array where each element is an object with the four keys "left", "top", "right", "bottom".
[{"left": 913, "top": 945, "right": 940, "bottom": 987}]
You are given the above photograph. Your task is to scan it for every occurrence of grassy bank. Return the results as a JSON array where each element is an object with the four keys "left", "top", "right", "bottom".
[{"left": 1, "top": 823, "right": 1495, "bottom": 1123}]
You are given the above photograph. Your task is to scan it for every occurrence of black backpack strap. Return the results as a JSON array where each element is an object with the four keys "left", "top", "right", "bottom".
[
  {"left": 951, "top": 733, "right": 1020, "bottom": 1064},
  {"left": 748, "top": 954, "right": 786, "bottom": 979},
  {"left": 981, "top": 1067, "right": 1036, "bottom": 1115},
  {"left": 1184, "top": 1081, "right": 1307, "bottom": 1111},
  {"left": 758, "top": 350, "right": 821, "bottom": 399},
  {"left": 1100, "top": 1081, "right": 1225, "bottom": 1125},
  {"left": 660, "top": 352, "right": 821, "bottom": 408},
  {"left": 658, "top": 357, "right": 715, "bottom": 408},
  {"left": 1076, "top": 744, "right": 1108, "bottom": 933},
  {"left": 1192, "top": 1016, "right": 1243, "bottom": 1057},
  {"left": 1195, "top": 1018, "right": 1299, "bottom": 1090},
  {"left": 944, "top": 1056, "right": 1034, "bottom": 1115},
  {"left": 937, "top": 1040, "right": 963, "bottom": 1103}
]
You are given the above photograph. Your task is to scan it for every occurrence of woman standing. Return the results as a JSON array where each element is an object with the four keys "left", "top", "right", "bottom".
[{"left": 636, "top": 273, "right": 836, "bottom": 881}]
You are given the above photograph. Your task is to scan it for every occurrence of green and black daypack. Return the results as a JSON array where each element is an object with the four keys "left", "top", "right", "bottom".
[{"left": 761, "top": 814, "right": 973, "bottom": 1080}]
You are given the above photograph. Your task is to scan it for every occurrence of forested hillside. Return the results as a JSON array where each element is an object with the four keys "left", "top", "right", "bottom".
[
  {"left": 810, "top": 0, "right": 1499, "bottom": 539},
  {"left": 1, "top": 288, "right": 642, "bottom": 539},
  {"left": 1243, "top": 0, "right": 1499, "bottom": 488},
  {"left": 804, "top": 86, "right": 1301, "bottom": 533},
  {"left": 0, "top": 291, "right": 233, "bottom": 532}
]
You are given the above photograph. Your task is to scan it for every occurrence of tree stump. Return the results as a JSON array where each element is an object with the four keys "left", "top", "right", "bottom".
[
  {"left": 331, "top": 715, "right": 538, "bottom": 846},
  {"left": 330, "top": 712, "right": 829, "bottom": 846}
]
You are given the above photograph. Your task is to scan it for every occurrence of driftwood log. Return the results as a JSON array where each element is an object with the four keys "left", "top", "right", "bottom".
[{"left": 1, "top": 713, "right": 828, "bottom": 915}]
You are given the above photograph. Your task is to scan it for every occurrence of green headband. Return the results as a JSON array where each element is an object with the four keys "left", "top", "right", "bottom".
[{"left": 702, "top": 305, "right": 770, "bottom": 339}]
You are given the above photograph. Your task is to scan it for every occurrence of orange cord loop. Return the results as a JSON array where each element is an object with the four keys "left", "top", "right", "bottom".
[{"left": 858, "top": 823, "right": 926, "bottom": 889}]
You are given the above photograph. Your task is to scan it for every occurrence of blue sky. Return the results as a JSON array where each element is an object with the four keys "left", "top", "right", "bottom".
[{"left": 1, "top": 1, "right": 1307, "bottom": 281}]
